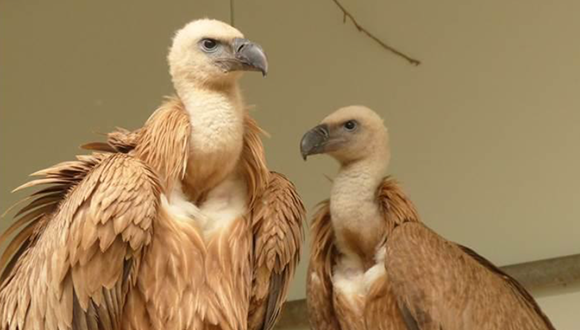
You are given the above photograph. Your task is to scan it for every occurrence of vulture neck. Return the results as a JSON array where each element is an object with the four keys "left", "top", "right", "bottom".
[
  {"left": 177, "top": 79, "right": 247, "bottom": 200},
  {"left": 330, "top": 152, "right": 389, "bottom": 267},
  {"left": 178, "top": 80, "right": 245, "bottom": 154},
  {"left": 177, "top": 80, "right": 244, "bottom": 116},
  {"left": 331, "top": 154, "right": 389, "bottom": 216}
]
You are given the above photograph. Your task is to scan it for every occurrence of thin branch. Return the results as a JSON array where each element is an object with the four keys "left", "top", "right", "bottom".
[
  {"left": 230, "top": 0, "right": 235, "bottom": 26},
  {"left": 331, "top": 0, "right": 421, "bottom": 66}
]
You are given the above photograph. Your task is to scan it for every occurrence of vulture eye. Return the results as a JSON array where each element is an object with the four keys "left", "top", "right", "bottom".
[
  {"left": 344, "top": 120, "right": 357, "bottom": 131},
  {"left": 200, "top": 38, "right": 219, "bottom": 52}
]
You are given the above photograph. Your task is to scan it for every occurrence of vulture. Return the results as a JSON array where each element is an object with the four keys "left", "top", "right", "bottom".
[
  {"left": 0, "top": 19, "right": 305, "bottom": 330},
  {"left": 300, "top": 105, "right": 554, "bottom": 330}
]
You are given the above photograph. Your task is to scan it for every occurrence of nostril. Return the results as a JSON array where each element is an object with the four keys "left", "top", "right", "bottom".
[
  {"left": 316, "top": 126, "right": 329, "bottom": 138},
  {"left": 236, "top": 43, "right": 247, "bottom": 53}
]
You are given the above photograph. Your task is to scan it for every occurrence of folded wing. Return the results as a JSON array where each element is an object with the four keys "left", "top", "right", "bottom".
[
  {"left": 384, "top": 222, "right": 555, "bottom": 330},
  {"left": 0, "top": 153, "right": 161, "bottom": 330},
  {"left": 249, "top": 172, "right": 305, "bottom": 330}
]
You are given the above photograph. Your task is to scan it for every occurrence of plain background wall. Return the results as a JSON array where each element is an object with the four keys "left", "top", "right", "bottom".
[{"left": 1, "top": 0, "right": 579, "bottom": 328}]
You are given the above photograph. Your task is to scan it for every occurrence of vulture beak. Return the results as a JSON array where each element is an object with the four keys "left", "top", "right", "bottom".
[
  {"left": 231, "top": 38, "right": 268, "bottom": 76},
  {"left": 300, "top": 124, "right": 330, "bottom": 161}
]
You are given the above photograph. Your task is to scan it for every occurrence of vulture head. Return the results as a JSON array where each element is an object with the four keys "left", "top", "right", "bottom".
[
  {"left": 300, "top": 105, "right": 390, "bottom": 165},
  {"left": 168, "top": 19, "right": 268, "bottom": 89}
]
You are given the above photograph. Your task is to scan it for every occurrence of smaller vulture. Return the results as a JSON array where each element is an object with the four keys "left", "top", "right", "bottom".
[{"left": 300, "top": 105, "right": 554, "bottom": 330}]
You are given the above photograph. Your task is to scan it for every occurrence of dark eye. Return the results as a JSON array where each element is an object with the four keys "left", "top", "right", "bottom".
[
  {"left": 200, "top": 38, "right": 218, "bottom": 52},
  {"left": 344, "top": 120, "right": 357, "bottom": 131}
]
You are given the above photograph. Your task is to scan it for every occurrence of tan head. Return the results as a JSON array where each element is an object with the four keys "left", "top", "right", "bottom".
[
  {"left": 300, "top": 106, "right": 390, "bottom": 165},
  {"left": 168, "top": 19, "right": 268, "bottom": 89}
]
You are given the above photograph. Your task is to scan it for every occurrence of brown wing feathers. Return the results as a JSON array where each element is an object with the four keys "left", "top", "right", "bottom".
[
  {"left": 0, "top": 154, "right": 108, "bottom": 281},
  {"left": 82, "top": 128, "right": 140, "bottom": 154},
  {"left": 249, "top": 172, "right": 305, "bottom": 330},
  {"left": 376, "top": 176, "right": 421, "bottom": 227},
  {"left": 378, "top": 178, "right": 553, "bottom": 327},
  {"left": 379, "top": 178, "right": 554, "bottom": 329},
  {"left": 0, "top": 152, "right": 161, "bottom": 330},
  {"left": 458, "top": 245, "right": 555, "bottom": 330},
  {"left": 240, "top": 114, "right": 270, "bottom": 209},
  {"left": 306, "top": 202, "right": 341, "bottom": 330}
]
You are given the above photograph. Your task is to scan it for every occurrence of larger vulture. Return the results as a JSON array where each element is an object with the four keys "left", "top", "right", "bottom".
[
  {"left": 0, "top": 19, "right": 305, "bottom": 330},
  {"left": 300, "top": 105, "right": 554, "bottom": 330}
]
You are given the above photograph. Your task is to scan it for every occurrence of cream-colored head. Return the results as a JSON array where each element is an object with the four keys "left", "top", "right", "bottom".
[
  {"left": 168, "top": 19, "right": 268, "bottom": 90},
  {"left": 300, "top": 105, "right": 390, "bottom": 165}
]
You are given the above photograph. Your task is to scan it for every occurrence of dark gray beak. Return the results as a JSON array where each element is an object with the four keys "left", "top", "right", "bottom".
[
  {"left": 232, "top": 38, "right": 268, "bottom": 76},
  {"left": 300, "top": 124, "right": 329, "bottom": 160}
]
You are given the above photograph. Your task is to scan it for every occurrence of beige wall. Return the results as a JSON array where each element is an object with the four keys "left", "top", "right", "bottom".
[
  {"left": 1, "top": 0, "right": 579, "bottom": 328},
  {"left": 537, "top": 290, "right": 580, "bottom": 330}
]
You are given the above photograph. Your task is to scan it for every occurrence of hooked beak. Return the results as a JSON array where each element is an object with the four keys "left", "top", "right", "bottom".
[
  {"left": 300, "top": 124, "right": 330, "bottom": 160},
  {"left": 231, "top": 38, "right": 268, "bottom": 76}
]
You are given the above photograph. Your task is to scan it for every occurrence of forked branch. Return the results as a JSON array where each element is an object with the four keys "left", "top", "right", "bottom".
[{"left": 331, "top": 0, "right": 421, "bottom": 66}]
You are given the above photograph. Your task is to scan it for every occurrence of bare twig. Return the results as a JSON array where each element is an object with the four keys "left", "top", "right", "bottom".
[
  {"left": 330, "top": 0, "right": 421, "bottom": 66},
  {"left": 230, "top": 0, "right": 235, "bottom": 27}
]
